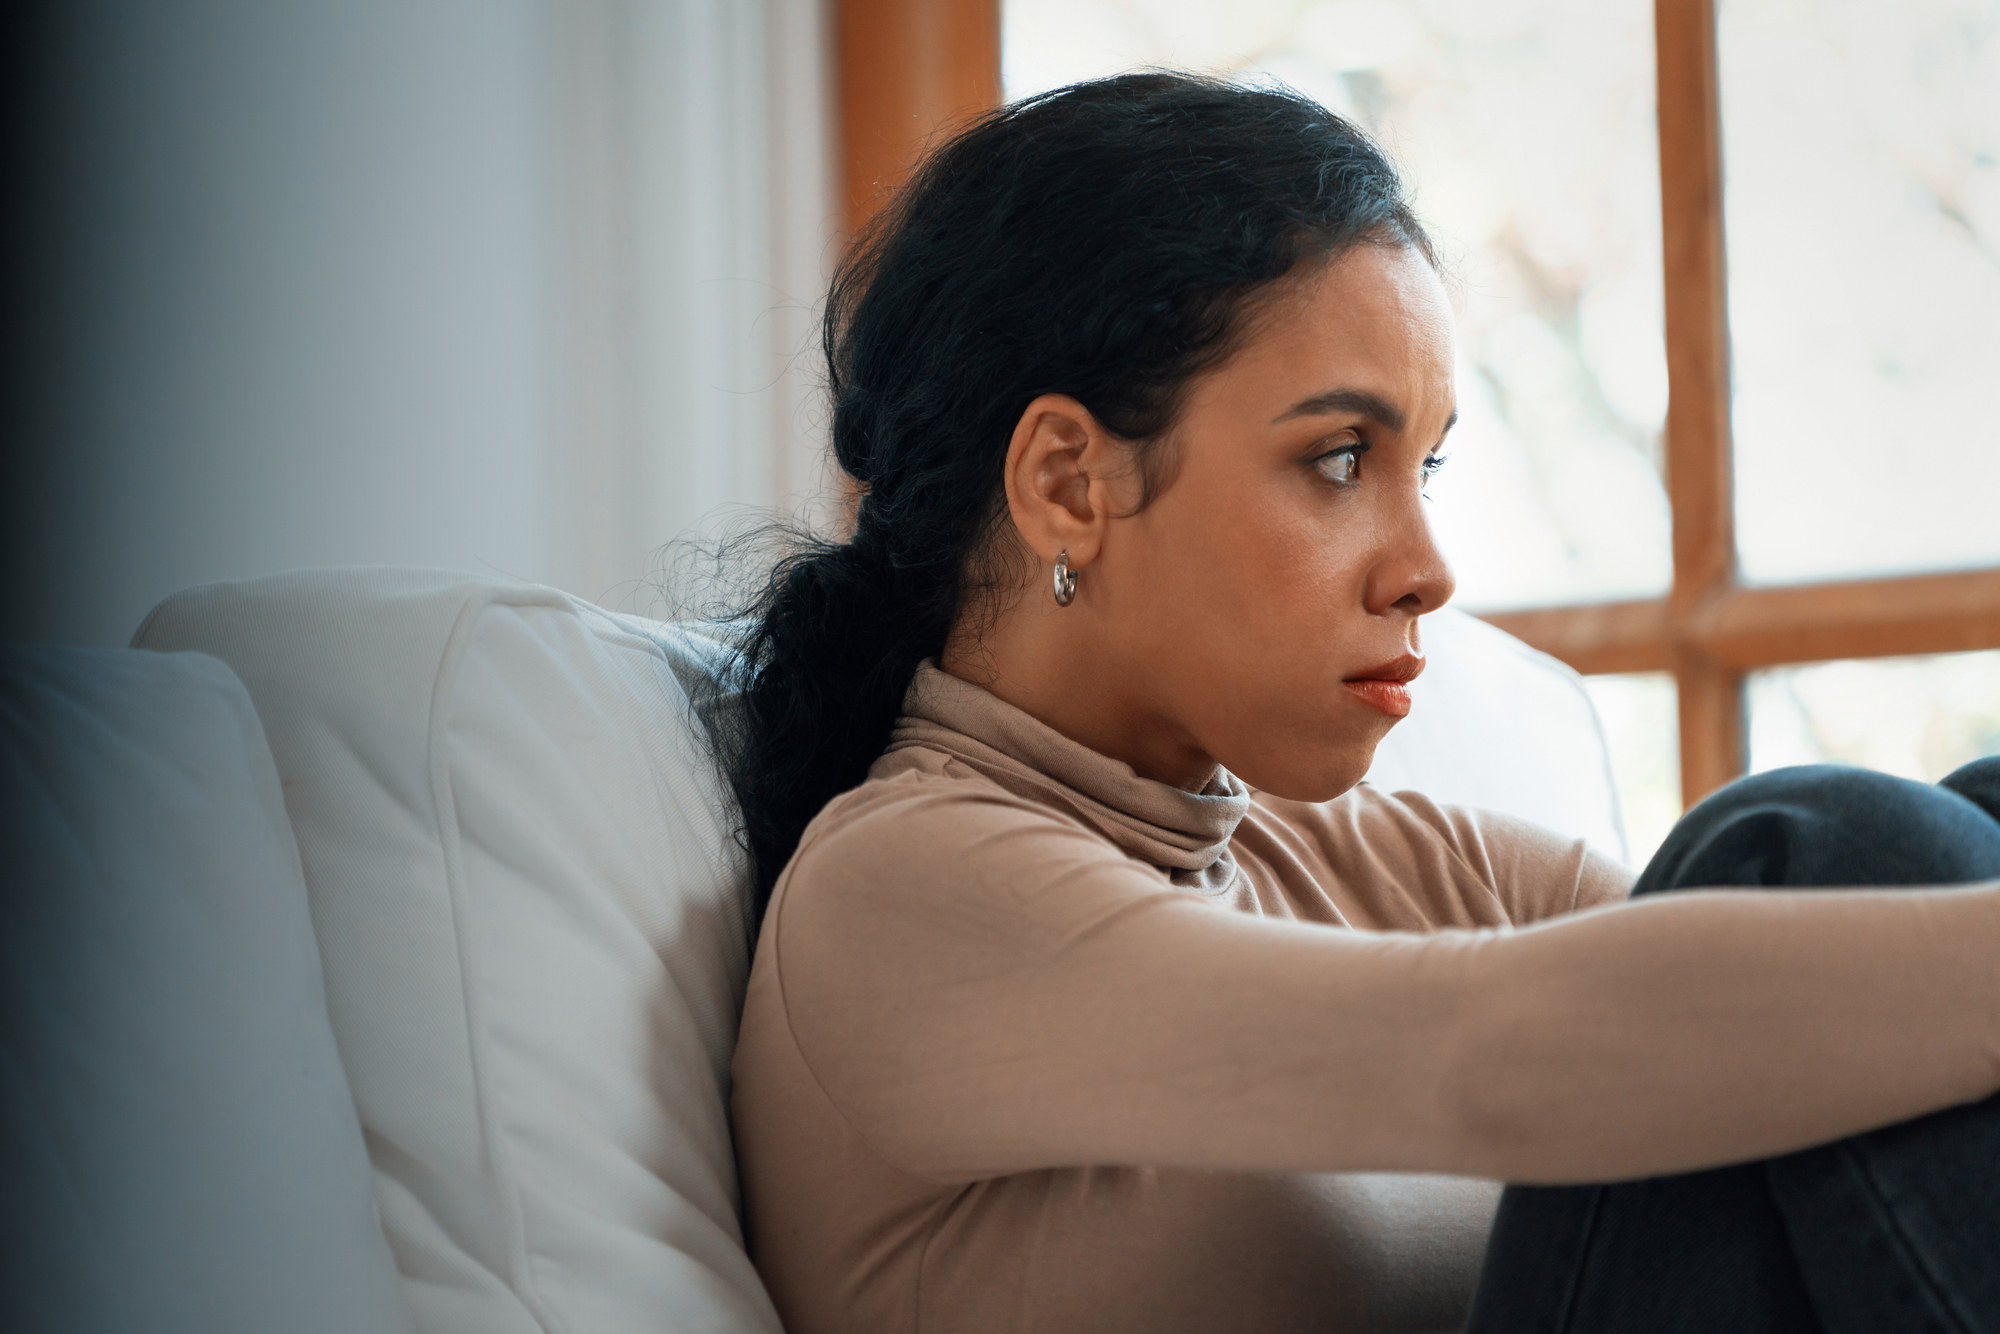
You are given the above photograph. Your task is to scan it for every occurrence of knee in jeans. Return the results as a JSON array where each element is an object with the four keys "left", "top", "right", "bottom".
[
  {"left": 1702, "top": 763, "right": 1900, "bottom": 808},
  {"left": 1939, "top": 756, "right": 2000, "bottom": 825},
  {"left": 1636, "top": 764, "right": 2000, "bottom": 895}
]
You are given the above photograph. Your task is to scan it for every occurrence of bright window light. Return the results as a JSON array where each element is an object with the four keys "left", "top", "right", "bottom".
[
  {"left": 1748, "top": 650, "right": 2000, "bottom": 784},
  {"left": 1720, "top": 0, "right": 2000, "bottom": 587}
]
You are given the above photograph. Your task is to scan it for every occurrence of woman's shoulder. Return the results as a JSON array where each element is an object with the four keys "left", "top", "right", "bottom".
[
  {"left": 814, "top": 740, "right": 1081, "bottom": 830},
  {"left": 782, "top": 742, "right": 1128, "bottom": 900},
  {"left": 763, "top": 744, "right": 1191, "bottom": 1002}
]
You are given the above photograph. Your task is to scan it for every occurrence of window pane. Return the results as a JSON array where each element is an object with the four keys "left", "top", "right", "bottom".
[
  {"left": 1003, "top": 0, "right": 1673, "bottom": 611},
  {"left": 1719, "top": 0, "right": 2000, "bottom": 586},
  {"left": 1747, "top": 651, "right": 2000, "bottom": 783},
  {"left": 1582, "top": 672, "right": 1682, "bottom": 870}
]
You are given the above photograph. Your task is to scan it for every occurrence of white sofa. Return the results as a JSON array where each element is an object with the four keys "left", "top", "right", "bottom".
[{"left": 0, "top": 567, "right": 1625, "bottom": 1334}]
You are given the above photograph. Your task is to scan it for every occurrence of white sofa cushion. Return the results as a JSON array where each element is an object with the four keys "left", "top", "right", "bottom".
[
  {"left": 134, "top": 570, "right": 782, "bottom": 1334},
  {"left": 0, "top": 645, "right": 414, "bottom": 1334}
]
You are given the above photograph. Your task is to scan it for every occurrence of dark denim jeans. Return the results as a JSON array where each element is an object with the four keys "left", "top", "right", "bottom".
[{"left": 1465, "top": 758, "right": 2000, "bottom": 1334}]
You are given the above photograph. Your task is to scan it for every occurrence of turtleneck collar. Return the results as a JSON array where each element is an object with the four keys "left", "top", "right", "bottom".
[{"left": 884, "top": 661, "right": 1249, "bottom": 893}]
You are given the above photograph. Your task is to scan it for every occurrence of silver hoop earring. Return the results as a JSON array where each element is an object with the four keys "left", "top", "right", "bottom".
[{"left": 1052, "top": 550, "right": 1077, "bottom": 607}]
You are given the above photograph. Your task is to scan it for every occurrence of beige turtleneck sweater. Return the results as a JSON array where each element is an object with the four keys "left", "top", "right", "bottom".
[{"left": 730, "top": 664, "right": 2000, "bottom": 1334}]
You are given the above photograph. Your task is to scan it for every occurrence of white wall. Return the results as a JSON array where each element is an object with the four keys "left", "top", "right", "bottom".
[{"left": 2, "top": 0, "right": 837, "bottom": 647}]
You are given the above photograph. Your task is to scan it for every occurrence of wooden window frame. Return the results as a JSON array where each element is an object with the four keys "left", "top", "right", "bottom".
[
  {"left": 836, "top": 0, "right": 2000, "bottom": 807},
  {"left": 836, "top": 0, "right": 1001, "bottom": 239}
]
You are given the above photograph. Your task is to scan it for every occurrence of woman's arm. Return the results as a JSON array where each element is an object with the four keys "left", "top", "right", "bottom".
[
  {"left": 1438, "top": 882, "right": 2000, "bottom": 1180},
  {"left": 774, "top": 788, "right": 2000, "bottom": 1185}
]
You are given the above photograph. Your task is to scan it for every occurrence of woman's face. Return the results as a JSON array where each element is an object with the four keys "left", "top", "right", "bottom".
[{"left": 982, "top": 242, "right": 1459, "bottom": 800}]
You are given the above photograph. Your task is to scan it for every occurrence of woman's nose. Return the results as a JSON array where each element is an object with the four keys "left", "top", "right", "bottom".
[{"left": 1367, "top": 498, "right": 1456, "bottom": 617}]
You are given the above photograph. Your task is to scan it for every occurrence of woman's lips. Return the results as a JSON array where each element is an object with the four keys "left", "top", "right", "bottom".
[
  {"left": 1342, "top": 655, "right": 1424, "bottom": 718},
  {"left": 1341, "top": 678, "right": 1413, "bottom": 717}
]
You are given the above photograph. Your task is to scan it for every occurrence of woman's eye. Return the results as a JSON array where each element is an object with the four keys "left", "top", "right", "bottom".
[
  {"left": 1421, "top": 451, "right": 1449, "bottom": 496},
  {"left": 1316, "top": 448, "right": 1363, "bottom": 485}
]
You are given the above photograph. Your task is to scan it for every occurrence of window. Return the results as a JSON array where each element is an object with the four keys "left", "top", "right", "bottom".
[{"left": 837, "top": 0, "right": 2000, "bottom": 836}]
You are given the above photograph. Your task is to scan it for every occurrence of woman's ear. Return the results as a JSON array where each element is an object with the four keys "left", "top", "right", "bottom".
[{"left": 1001, "top": 393, "right": 1129, "bottom": 568}]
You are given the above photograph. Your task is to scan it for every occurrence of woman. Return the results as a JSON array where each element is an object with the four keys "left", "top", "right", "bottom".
[{"left": 723, "top": 74, "right": 2000, "bottom": 1332}]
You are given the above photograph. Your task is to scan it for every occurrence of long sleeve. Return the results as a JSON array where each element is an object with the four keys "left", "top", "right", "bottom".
[{"left": 771, "top": 782, "right": 2000, "bottom": 1186}]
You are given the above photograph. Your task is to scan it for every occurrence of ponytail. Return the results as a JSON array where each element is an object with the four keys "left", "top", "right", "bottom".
[
  {"left": 723, "top": 73, "right": 1431, "bottom": 909},
  {"left": 727, "top": 528, "right": 968, "bottom": 909}
]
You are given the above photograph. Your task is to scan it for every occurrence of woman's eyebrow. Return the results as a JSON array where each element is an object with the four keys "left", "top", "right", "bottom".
[{"left": 1271, "top": 388, "right": 1406, "bottom": 430}]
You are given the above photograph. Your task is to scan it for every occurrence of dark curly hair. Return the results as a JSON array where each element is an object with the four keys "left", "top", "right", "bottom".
[{"left": 724, "top": 72, "right": 1433, "bottom": 909}]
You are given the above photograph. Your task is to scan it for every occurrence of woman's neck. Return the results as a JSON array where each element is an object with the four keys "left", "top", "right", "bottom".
[{"left": 939, "top": 610, "right": 1217, "bottom": 793}]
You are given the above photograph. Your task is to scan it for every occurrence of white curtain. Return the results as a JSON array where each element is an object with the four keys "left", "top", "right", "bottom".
[
  {"left": 6, "top": 0, "right": 838, "bottom": 645},
  {"left": 549, "top": 0, "right": 840, "bottom": 611}
]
